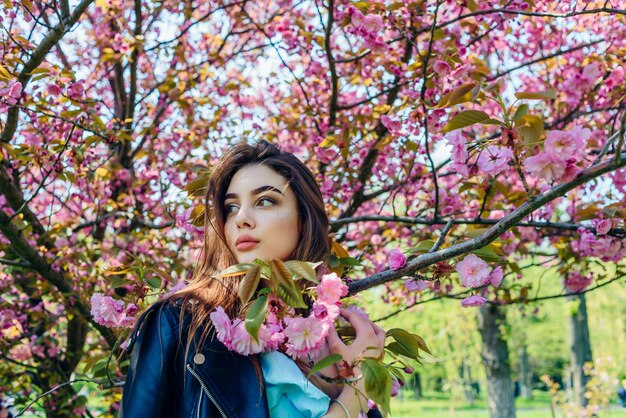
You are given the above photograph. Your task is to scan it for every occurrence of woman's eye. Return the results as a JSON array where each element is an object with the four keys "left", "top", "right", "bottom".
[
  {"left": 257, "top": 197, "right": 276, "bottom": 207},
  {"left": 225, "top": 204, "right": 239, "bottom": 214}
]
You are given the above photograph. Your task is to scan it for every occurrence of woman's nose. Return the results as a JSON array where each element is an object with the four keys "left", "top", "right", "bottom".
[{"left": 235, "top": 206, "right": 255, "bottom": 229}]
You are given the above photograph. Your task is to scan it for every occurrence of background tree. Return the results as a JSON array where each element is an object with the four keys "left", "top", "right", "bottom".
[{"left": 0, "top": 0, "right": 625, "bottom": 416}]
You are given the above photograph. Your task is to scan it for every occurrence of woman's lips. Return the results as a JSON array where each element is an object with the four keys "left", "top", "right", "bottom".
[{"left": 236, "top": 241, "right": 259, "bottom": 251}]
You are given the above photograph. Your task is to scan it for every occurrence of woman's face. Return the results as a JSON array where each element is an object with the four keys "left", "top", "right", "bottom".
[{"left": 224, "top": 164, "right": 300, "bottom": 264}]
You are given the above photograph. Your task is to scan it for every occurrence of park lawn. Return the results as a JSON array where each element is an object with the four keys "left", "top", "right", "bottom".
[{"left": 389, "top": 391, "right": 626, "bottom": 418}]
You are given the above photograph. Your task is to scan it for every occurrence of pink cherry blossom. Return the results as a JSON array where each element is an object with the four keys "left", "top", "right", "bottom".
[
  {"left": 456, "top": 254, "right": 491, "bottom": 288},
  {"left": 433, "top": 60, "right": 451, "bottom": 76},
  {"left": 446, "top": 131, "right": 468, "bottom": 163},
  {"left": 317, "top": 272, "right": 348, "bottom": 303},
  {"left": 284, "top": 316, "right": 327, "bottom": 358},
  {"left": 544, "top": 127, "right": 590, "bottom": 159},
  {"left": 595, "top": 219, "right": 612, "bottom": 235},
  {"left": 461, "top": 295, "right": 488, "bottom": 307},
  {"left": 210, "top": 306, "right": 234, "bottom": 344},
  {"left": 388, "top": 249, "right": 407, "bottom": 270},
  {"left": 489, "top": 266, "right": 504, "bottom": 288},
  {"left": 476, "top": 145, "right": 513, "bottom": 175},
  {"left": 230, "top": 321, "right": 264, "bottom": 355},
  {"left": 564, "top": 272, "right": 593, "bottom": 293},
  {"left": 90, "top": 293, "right": 127, "bottom": 328},
  {"left": 524, "top": 152, "right": 566, "bottom": 181},
  {"left": 405, "top": 279, "right": 428, "bottom": 291}
]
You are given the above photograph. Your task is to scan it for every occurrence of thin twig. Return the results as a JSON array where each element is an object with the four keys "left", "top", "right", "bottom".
[{"left": 429, "top": 218, "right": 455, "bottom": 252}]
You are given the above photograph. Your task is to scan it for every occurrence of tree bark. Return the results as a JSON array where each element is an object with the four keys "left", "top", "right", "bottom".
[
  {"left": 477, "top": 304, "right": 516, "bottom": 418},
  {"left": 518, "top": 343, "right": 532, "bottom": 399},
  {"left": 568, "top": 293, "right": 593, "bottom": 406}
]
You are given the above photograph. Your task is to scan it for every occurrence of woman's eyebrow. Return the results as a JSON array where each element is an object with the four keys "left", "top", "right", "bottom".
[{"left": 224, "top": 185, "right": 285, "bottom": 200}]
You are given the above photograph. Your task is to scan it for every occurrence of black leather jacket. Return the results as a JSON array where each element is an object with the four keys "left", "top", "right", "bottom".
[
  {"left": 120, "top": 300, "right": 382, "bottom": 418},
  {"left": 120, "top": 300, "right": 269, "bottom": 418}
]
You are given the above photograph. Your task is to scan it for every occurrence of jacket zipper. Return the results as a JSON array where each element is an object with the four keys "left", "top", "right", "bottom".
[
  {"left": 196, "top": 387, "right": 202, "bottom": 418},
  {"left": 186, "top": 364, "right": 228, "bottom": 418}
]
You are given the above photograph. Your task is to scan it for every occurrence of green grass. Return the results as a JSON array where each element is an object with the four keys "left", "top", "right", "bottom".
[{"left": 389, "top": 391, "right": 626, "bottom": 418}]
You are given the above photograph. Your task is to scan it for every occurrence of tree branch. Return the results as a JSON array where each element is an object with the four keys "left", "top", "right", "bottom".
[
  {"left": 1, "top": 0, "right": 95, "bottom": 144},
  {"left": 347, "top": 151, "right": 626, "bottom": 295},
  {"left": 0, "top": 209, "right": 118, "bottom": 348}
]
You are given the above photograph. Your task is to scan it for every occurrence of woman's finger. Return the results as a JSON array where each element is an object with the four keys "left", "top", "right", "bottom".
[
  {"left": 326, "top": 322, "right": 345, "bottom": 353},
  {"left": 339, "top": 308, "right": 373, "bottom": 337}
]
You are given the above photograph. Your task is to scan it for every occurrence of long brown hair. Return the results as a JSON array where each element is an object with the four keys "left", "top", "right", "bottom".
[{"left": 169, "top": 140, "right": 330, "bottom": 361}]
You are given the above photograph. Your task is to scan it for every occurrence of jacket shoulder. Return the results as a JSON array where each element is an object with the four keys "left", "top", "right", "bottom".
[{"left": 125, "top": 299, "right": 185, "bottom": 353}]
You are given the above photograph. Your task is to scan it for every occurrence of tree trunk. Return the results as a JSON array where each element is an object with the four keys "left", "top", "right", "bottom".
[
  {"left": 410, "top": 372, "right": 422, "bottom": 399},
  {"left": 569, "top": 293, "right": 593, "bottom": 407},
  {"left": 518, "top": 344, "right": 532, "bottom": 399},
  {"left": 478, "top": 304, "right": 516, "bottom": 418}
]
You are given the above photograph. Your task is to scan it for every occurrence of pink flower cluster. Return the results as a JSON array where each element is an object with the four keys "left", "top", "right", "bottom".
[
  {"left": 0, "top": 80, "right": 22, "bottom": 106},
  {"left": 560, "top": 63, "right": 601, "bottom": 106},
  {"left": 210, "top": 272, "right": 348, "bottom": 358},
  {"left": 573, "top": 227, "right": 625, "bottom": 262},
  {"left": 456, "top": 254, "right": 503, "bottom": 289},
  {"left": 446, "top": 132, "right": 513, "bottom": 177},
  {"left": 525, "top": 125, "right": 591, "bottom": 182},
  {"left": 564, "top": 272, "right": 593, "bottom": 293},
  {"left": 456, "top": 254, "right": 504, "bottom": 308},
  {"left": 90, "top": 293, "right": 137, "bottom": 328},
  {"left": 345, "top": 7, "right": 387, "bottom": 52}
]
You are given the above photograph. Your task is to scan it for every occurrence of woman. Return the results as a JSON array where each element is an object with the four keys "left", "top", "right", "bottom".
[{"left": 120, "top": 141, "right": 386, "bottom": 418}]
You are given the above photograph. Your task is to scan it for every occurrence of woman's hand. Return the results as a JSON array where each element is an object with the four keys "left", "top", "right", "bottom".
[
  {"left": 322, "top": 308, "right": 386, "bottom": 417},
  {"left": 326, "top": 308, "right": 386, "bottom": 369}
]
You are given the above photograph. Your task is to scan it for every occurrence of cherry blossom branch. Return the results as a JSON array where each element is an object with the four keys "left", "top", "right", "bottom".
[
  {"left": 373, "top": 273, "right": 624, "bottom": 323},
  {"left": 487, "top": 39, "right": 603, "bottom": 81},
  {"left": 1, "top": 0, "right": 95, "bottom": 144},
  {"left": 0, "top": 209, "right": 118, "bottom": 348},
  {"left": 347, "top": 150, "right": 626, "bottom": 295},
  {"left": 9, "top": 125, "right": 74, "bottom": 221},
  {"left": 14, "top": 378, "right": 103, "bottom": 418},
  {"left": 428, "top": 7, "right": 626, "bottom": 36},
  {"left": 324, "top": 0, "right": 339, "bottom": 128},
  {"left": 144, "top": 0, "right": 247, "bottom": 52},
  {"left": 421, "top": 1, "right": 443, "bottom": 220},
  {"left": 331, "top": 215, "right": 625, "bottom": 237},
  {"left": 339, "top": 36, "right": 414, "bottom": 219},
  {"left": 429, "top": 218, "right": 455, "bottom": 252}
]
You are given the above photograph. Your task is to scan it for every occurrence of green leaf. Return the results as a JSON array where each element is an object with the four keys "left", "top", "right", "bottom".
[
  {"left": 307, "top": 354, "right": 343, "bottom": 379},
  {"left": 0, "top": 64, "right": 11, "bottom": 81},
  {"left": 245, "top": 295, "right": 268, "bottom": 343},
  {"left": 215, "top": 263, "right": 256, "bottom": 278},
  {"left": 150, "top": 267, "right": 174, "bottom": 283},
  {"left": 339, "top": 257, "right": 362, "bottom": 267},
  {"left": 434, "top": 83, "right": 478, "bottom": 108},
  {"left": 146, "top": 276, "right": 162, "bottom": 288},
  {"left": 328, "top": 254, "right": 341, "bottom": 268},
  {"left": 238, "top": 265, "right": 261, "bottom": 304},
  {"left": 512, "top": 104, "right": 529, "bottom": 121},
  {"left": 107, "top": 276, "right": 128, "bottom": 289},
  {"left": 387, "top": 328, "right": 431, "bottom": 357},
  {"left": 187, "top": 204, "right": 205, "bottom": 227},
  {"left": 285, "top": 260, "right": 320, "bottom": 283},
  {"left": 515, "top": 114, "right": 544, "bottom": 147},
  {"left": 409, "top": 240, "right": 436, "bottom": 254},
  {"left": 387, "top": 341, "right": 418, "bottom": 360},
  {"left": 271, "top": 259, "right": 307, "bottom": 309},
  {"left": 362, "top": 359, "right": 392, "bottom": 416},
  {"left": 514, "top": 89, "right": 556, "bottom": 101},
  {"left": 442, "top": 110, "right": 491, "bottom": 133},
  {"left": 472, "top": 244, "right": 503, "bottom": 263}
]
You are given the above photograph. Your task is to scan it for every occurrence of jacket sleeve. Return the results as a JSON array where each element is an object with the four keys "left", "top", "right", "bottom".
[{"left": 119, "top": 302, "right": 180, "bottom": 418}]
